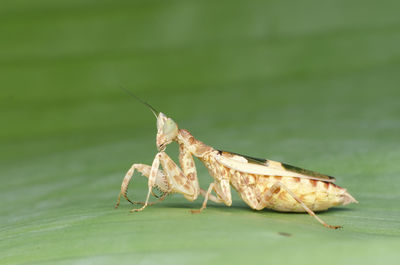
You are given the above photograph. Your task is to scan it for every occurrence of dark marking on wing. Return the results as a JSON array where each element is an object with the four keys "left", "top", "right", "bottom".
[
  {"left": 281, "top": 163, "right": 335, "bottom": 181},
  {"left": 218, "top": 149, "right": 335, "bottom": 182},
  {"left": 218, "top": 150, "right": 267, "bottom": 165}
]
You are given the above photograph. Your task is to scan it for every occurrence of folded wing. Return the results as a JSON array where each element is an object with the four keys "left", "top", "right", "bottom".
[{"left": 216, "top": 150, "right": 336, "bottom": 183}]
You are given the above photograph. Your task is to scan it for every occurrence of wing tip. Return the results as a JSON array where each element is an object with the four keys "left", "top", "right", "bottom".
[
  {"left": 281, "top": 162, "right": 336, "bottom": 182},
  {"left": 341, "top": 191, "right": 358, "bottom": 205}
]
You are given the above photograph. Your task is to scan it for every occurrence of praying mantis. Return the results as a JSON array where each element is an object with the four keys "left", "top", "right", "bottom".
[{"left": 115, "top": 92, "right": 358, "bottom": 229}]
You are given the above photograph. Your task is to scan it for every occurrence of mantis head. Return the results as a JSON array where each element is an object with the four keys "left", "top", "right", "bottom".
[
  {"left": 156, "top": 112, "right": 178, "bottom": 151},
  {"left": 119, "top": 88, "right": 179, "bottom": 151}
]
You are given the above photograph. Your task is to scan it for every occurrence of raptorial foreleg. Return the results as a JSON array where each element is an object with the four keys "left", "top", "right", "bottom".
[
  {"left": 127, "top": 151, "right": 202, "bottom": 212},
  {"left": 178, "top": 144, "right": 200, "bottom": 201},
  {"left": 129, "top": 152, "right": 163, "bottom": 212},
  {"left": 116, "top": 163, "right": 154, "bottom": 208},
  {"left": 158, "top": 151, "right": 200, "bottom": 201}
]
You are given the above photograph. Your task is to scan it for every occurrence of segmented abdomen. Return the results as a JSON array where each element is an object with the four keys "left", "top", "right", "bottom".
[
  {"left": 235, "top": 169, "right": 356, "bottom": 212},
  {"left": 202, "top": 154, "right": 356, "bottom": 212}
]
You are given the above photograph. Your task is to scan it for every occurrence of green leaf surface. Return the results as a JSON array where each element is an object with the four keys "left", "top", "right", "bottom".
[{"left": 1, "top": 0, "right": 400, "bottom": 264}]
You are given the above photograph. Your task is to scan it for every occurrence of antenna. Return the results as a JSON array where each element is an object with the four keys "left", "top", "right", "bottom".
[{"left": 120, "top": 86, "right": 159, "bottom": 118}]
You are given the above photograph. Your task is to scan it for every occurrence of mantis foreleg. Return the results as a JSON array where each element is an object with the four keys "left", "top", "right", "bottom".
[
  {"left": 115, "top": 163, "right": 167, "bottom": 208},
  {"left": 116, "top": 148, "right": 226, "bottom": 213},
  {"left": 158, "top": 151, "right": 199, "bottom": 201},
  {"left": 178, "top": 144, "right": 200, "bottom": 201},
  {"left": 117, "top": 149, "right": 202, "bottom": 212},
  {"left": 130, "top": 152, "right": 162, "bottom": 212}
]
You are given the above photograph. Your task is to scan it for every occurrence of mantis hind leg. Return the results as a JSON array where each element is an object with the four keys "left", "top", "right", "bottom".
[{"left": 260, "top": 182, "right": 342, "bottom": 229}]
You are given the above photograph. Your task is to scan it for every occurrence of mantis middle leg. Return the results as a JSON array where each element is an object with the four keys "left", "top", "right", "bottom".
[{"left": 192, "top": 179, "right": 232, "bottom": 213}]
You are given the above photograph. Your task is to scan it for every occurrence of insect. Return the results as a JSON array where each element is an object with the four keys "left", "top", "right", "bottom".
[{"left": 115, "top": 92, "right": 358, "bottom": 229}]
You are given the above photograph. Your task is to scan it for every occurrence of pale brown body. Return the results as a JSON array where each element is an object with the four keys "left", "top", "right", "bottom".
[
  {"left": 202, "top": 152, "right": 354, "bottom": 212},
  {"left": 198, "top": 140, "right": 355, "bottom": 214},
  {"left": 116, "top": 113, "right": 357, "bottom": 229}
]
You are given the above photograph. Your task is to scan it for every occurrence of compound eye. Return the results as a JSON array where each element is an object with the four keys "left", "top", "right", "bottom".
[
  {"left": 156, "top": 113, "right": 168, "bottom": 130},
  {"left": 162, "top": 118, "right": 178, "bottom": 138}
]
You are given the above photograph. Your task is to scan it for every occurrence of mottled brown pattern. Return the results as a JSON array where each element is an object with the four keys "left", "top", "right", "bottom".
[
  {"left": 273, "top": 187, "right": 281, "bottom": 194},
  {"left": 324, "top": 182, "right": 330, "bottom": 189},
  {"left": 167, "top": 161, "right": 175, "bottom": 171},
  {"left": 243, "top": 177, "right": 250, "bottom": 185},
  {"left": 247, "top": 174, "right": 256, "bottom": 185},
  {"left": 310, "top": 179, "right": 317, "bottom": 187},
  {"left": 222, "top": 151, "right": 234, "bottom": 158},
  {"left": 195, "top": 142, "right": 212, "bottom": 154},
  {"left": 173, "top": 175, "right": 182, "bottom": 184},
  {"left": 117, "top": 111, "right": 357, "bottom": 229},
  {"left": 187, "top": 173, "right": 194, "bottom": 180},
  {"left": 278, "top": 192, "right": 287, "bottom": 200}
]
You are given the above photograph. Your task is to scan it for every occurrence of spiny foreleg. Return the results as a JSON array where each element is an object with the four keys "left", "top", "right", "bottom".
[
  {"left": 115, "top": 158, "right": 170, "bottom": 209},
  {"left": 130, "top": 152, "right": 163, "bottom": 212},
  {"left": 115, "top": 163, "right": 150, "bottom": 208},
  {"left": 178, "top": 144, "right": 200, "bottom": 201},
  {"left": 158, "top": 151, "right": 199, "bottom": 201},
  {"left": 128, "top": 151, "right": 202, "bottom": 212},
  {"left": 132, "top": 192, "right": 169, "bottom": 206}
]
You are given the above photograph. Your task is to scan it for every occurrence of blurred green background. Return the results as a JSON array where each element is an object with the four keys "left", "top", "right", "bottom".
[{"left": 1, "top": 0, "right": 400, "bottom": 264}]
